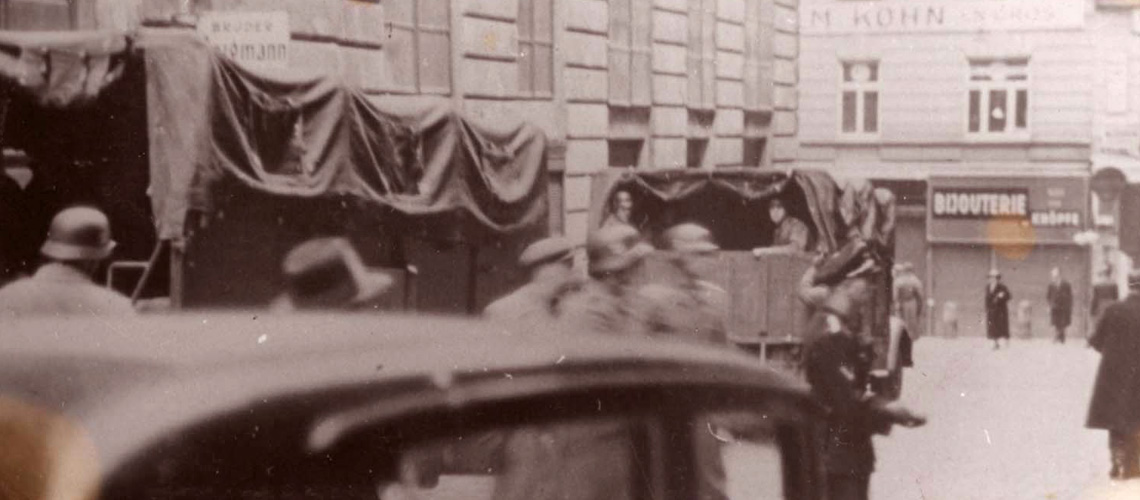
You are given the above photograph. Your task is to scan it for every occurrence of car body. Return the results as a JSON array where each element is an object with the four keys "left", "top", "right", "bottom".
[{"left": 0, "top": 314, "right": 829, "bottom": 500}]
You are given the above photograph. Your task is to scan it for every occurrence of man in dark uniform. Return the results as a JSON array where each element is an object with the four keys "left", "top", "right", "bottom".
[
  {"left": 1087, "top": 270, "right": 1140, "bottom": 480},
  {"left": 986, "top": 269, "right": 1012, "bottom": 349},
  {"left": 800, "top": 264, "right": 926, "bottom": 500},
  {"left": 1046, "top": 267, "right": 1073, "bottom": 344}
]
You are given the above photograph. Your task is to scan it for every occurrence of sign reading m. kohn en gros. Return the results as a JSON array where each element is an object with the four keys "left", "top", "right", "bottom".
[
  {"left": 801, "top": 0, "right": 1084, "bottom": 35},
  {"left": 197, "top": 11, "right": 289, "bottom": 70}
]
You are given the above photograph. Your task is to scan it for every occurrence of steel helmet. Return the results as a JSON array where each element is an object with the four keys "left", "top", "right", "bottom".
[
  {"left": 40, "top": 206, "right": 116, "bottom": 261},
  {"left": 587, "top": 225, "right": 653, "bottom": 275}
]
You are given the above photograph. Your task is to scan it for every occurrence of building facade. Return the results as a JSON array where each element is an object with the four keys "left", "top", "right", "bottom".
[
  {"left": 3, "top": 0, "right": 797, "bottom": 308},
  {"left": 797, "top": 0, "right": 1135, "bottom": 338}
]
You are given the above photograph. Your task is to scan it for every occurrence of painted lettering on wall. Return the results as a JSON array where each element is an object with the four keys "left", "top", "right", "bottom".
[
  {"left": 801, "top": 0, "right": 1084, "bottom": 35},
  {"left": 198, "top": 11, "right": 290, "bottom": 70}
]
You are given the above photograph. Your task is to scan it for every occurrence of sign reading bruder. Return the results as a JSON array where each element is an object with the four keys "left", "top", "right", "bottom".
[
  {"left": 801, "top": 0, "right": 1084, "bottom": 35},
  {"left": 197, "top": 11, "right": 290, "bottom": 70},
  {"left": 928, "top": 177, "right": 1088, "bottom": 244}
]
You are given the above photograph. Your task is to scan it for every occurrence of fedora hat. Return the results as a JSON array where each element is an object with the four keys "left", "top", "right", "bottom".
[
  {"left": 278, "top": 237, "right": 393, "bottom": 309},
  {"left": 518, "top": 236, "right": 575, "bottom": 268}
]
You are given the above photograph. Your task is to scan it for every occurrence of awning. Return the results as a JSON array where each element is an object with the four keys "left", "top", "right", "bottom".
[{"left": 0, "top": 30, "right": 549, "bottom": 240}]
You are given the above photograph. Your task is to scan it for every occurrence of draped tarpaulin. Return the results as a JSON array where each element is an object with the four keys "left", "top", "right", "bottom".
[
  {"left": 588, "top": 168, "right": 845, "bottom": 252},
  {"left": 144, "top": 36, "right": 548, "bottom": 239}
]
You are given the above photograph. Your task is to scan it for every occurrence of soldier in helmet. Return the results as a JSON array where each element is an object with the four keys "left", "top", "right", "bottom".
[
  {"left": 0, "top": 206, "right": 134, "bottom": 316},
  {"left": 484, "top": 236, "right": 578, "bottom": 330},
  {"left": 560, "top": 224, "right": 654, "bottom": 336},
  {"left": 639, "top": 223, "right": 728, "bottom": 346}
]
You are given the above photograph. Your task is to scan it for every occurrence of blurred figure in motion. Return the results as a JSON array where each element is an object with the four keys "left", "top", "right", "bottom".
[
  {"left": 1091, "top": 265, "right": 1119, "bottom": 326},
  {"left": 560, "top": 224, "right": 653, "bottom": 336},
  {"left": 0, "top": 206, "right": 134, "bottom": 316},
  {"left": 1087, "top": 270, "right": 1140, "bottom": 480},
  {"left": 799, "top": 260, "right": 927, "bottom": 500},
  {"left": 270, "top": 237, "right": 393, "bottom": 311},
  {"left": 985, "top": 269, "right": 1012, "bottom": 350},
  {"left": 484, "top": 236, "right": 578, "bottom": 329},
  {"left": 941, "top": 300, "right": 959, "bottom": 338},
  {"left": 893, "top": 262, "right": 924, "bottom": 340},
  {"left": 639, "top": 223, "right": 728, "bottom": 346},
  {"left": 1047, "top": 267, "right": 1073, "bottom": 344}
]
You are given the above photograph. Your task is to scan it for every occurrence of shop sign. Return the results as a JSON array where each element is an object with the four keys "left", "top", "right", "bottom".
[
  {"left": 197, "top": 11, "right": 290, "bottom": 70},
  {"left": 801, "top": 0, "right": 1084, "bottom": 36},
  {"left": 931, "top": 188, "right": 1028, "bottom": 220},
  {"left": 928, "top": 176, "right": 1088, "bottom": 244}
]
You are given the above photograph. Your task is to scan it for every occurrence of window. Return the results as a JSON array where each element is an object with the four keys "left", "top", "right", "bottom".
[
  {"left": 687, "top": 139, "right": 708, "bottom": 168},
  {"left": 608, "top": 139, "right": 644, "bottom": 168},
  {"left": 518, "top": 0, "right": 553, "bottom": 97},
  {"left": 1, "top": 0, "right": 75, "bottom": 30},
  {"left": 688, "top": 0, "right": 716, "bottom": 110},
  {"left": 386, "top": 0, "right": 451, "bottom": 93},
  {"left": 968, "top": 58, "right": 1029, "bottom": 136},
  {"left": 609, "top": 0, "right": 652, "bottom": 106},
  {"left": 743, "top": 138, "right": 767, "bottom": 167},
  {"left": 840, "top": 61, "right": 879, "bottom": 135}
]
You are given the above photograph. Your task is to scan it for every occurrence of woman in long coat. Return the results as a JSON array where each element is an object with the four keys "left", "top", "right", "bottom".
[{"left": 985, "top": 270, "right": 1012, "bottom": 349}]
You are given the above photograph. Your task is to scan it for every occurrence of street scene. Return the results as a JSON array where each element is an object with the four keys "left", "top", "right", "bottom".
[{"left": 3, "top": 0, "right": 1140, "bottom": 499}]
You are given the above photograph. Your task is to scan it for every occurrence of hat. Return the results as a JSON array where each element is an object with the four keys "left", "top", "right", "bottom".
[
  {"left": 279, "top": 237, "right": 394, "bottom": 308},
  {"left": 587, "top": 225, "right": 653, "bottom": 275},
  {"left": 987, "top": 269, "right": 1001, "bottom": 278},
  {"left": 662, "top": 223, "right": 718, "bottom": 254},
  {"left": 40, "top": 206, "right": 116, "bottom": 261},
  {"left": 519, "top": 236, "right": 574, "bottom": 268}
]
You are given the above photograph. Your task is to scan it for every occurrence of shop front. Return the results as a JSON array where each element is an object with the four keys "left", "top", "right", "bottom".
[{"left": 927, "top": 176, "right": 1090, "bottom": 339}]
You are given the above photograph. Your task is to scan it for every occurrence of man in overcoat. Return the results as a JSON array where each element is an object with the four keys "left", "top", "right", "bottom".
[
  {"left": 483, "top": 236, "right": 578, "bottom": 330},
  {"left": 1046, "top": 267, "right": 1073, "bottom": 344},
  {"left": 985, "top": 269, "right": 1012, "bottom": 349},
  {"left": 1087, "top": 270, "right": 1140, "bottom": 480}
]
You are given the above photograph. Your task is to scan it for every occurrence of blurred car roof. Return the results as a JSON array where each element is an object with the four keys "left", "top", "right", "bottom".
[{"left": 0, "top": 313, "right": 813, "bottom": 472}]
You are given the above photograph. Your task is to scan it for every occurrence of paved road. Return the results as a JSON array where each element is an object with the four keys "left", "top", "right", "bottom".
[{"left": 870, "top": 336, "right": 1122, "bottom": 500}]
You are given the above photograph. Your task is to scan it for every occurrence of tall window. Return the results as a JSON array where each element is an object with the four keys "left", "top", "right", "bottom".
[
  {"left": 687, "top": 0, "right": 715, "bottom": 109},
  {"left": 968, "top": 58, "right": 1029, "bottom": 136},
  {"left": 518, "top": 0, "right": 553, "bottom": 97},
  {"left": 743, "top": 0, "right": 771, "bottom": 111},
  {"left": 386, "top": 0, "right": 451, "bottom": 94},
  {"left": 609, "top": 0, "right": 652, "bottom": 106},
  {"left": 840, "top": 61, "right": 879, "bottom": 135}
]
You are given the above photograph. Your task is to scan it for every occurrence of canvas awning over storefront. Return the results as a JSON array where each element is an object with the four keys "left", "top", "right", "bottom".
[{"left": 0, "top": 30, "right": 549, "bottom": 240}]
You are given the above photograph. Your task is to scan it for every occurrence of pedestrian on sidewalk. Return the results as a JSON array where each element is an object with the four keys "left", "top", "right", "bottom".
[
  {"left": 985, "top": 269, "right": 1012, "bottom": 349},
  {"left": 1086, "top": 270, "right": 1140, "bottom": 480},
  {"left": 1047, "top": 267, "right": 1073, "bottom": 344}
]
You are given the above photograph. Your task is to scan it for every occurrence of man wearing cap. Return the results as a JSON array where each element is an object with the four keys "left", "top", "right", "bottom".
[
  {"left": 560, "top": 224, "right": 654, "bottom": 337},
  {"left": 484, "top": 236, "right": 578, "bottom": 329},
  {"left": 1086, "top": 270, "right": 1140, "bottom": 480},
  {"left": 985, "top": 269, "right": 1012, "bottom": 350},
  {"left": 271, "top": 237, "right": 393, "bottom": 311},
  {"left": 0, "top": 206, "right": 134, "bottom": 316},
  {"left": 800, "top": 262, "right": 926, "bottom": 500},
  {"left": 639, "top": 223, "right": 728, "bottom": 346}
]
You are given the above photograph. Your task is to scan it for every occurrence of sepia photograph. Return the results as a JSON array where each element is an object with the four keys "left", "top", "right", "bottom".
[{"left": 1, "top": 0, "right": 1139, "bottom": 499}]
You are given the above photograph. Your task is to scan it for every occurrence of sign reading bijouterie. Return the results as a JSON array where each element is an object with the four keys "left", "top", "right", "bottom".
[
  {"left": 932, "top": 188, "right": 1029, "bottom": 220},
  {"left": 800, "top": 0, "right": 1084, "bottom": 35},
  {"left": 927, "top": 176, "right": 1088, "bottom": 244},
  {"left": 197, "top": 11, "right": 290, "bottom": 70}
]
